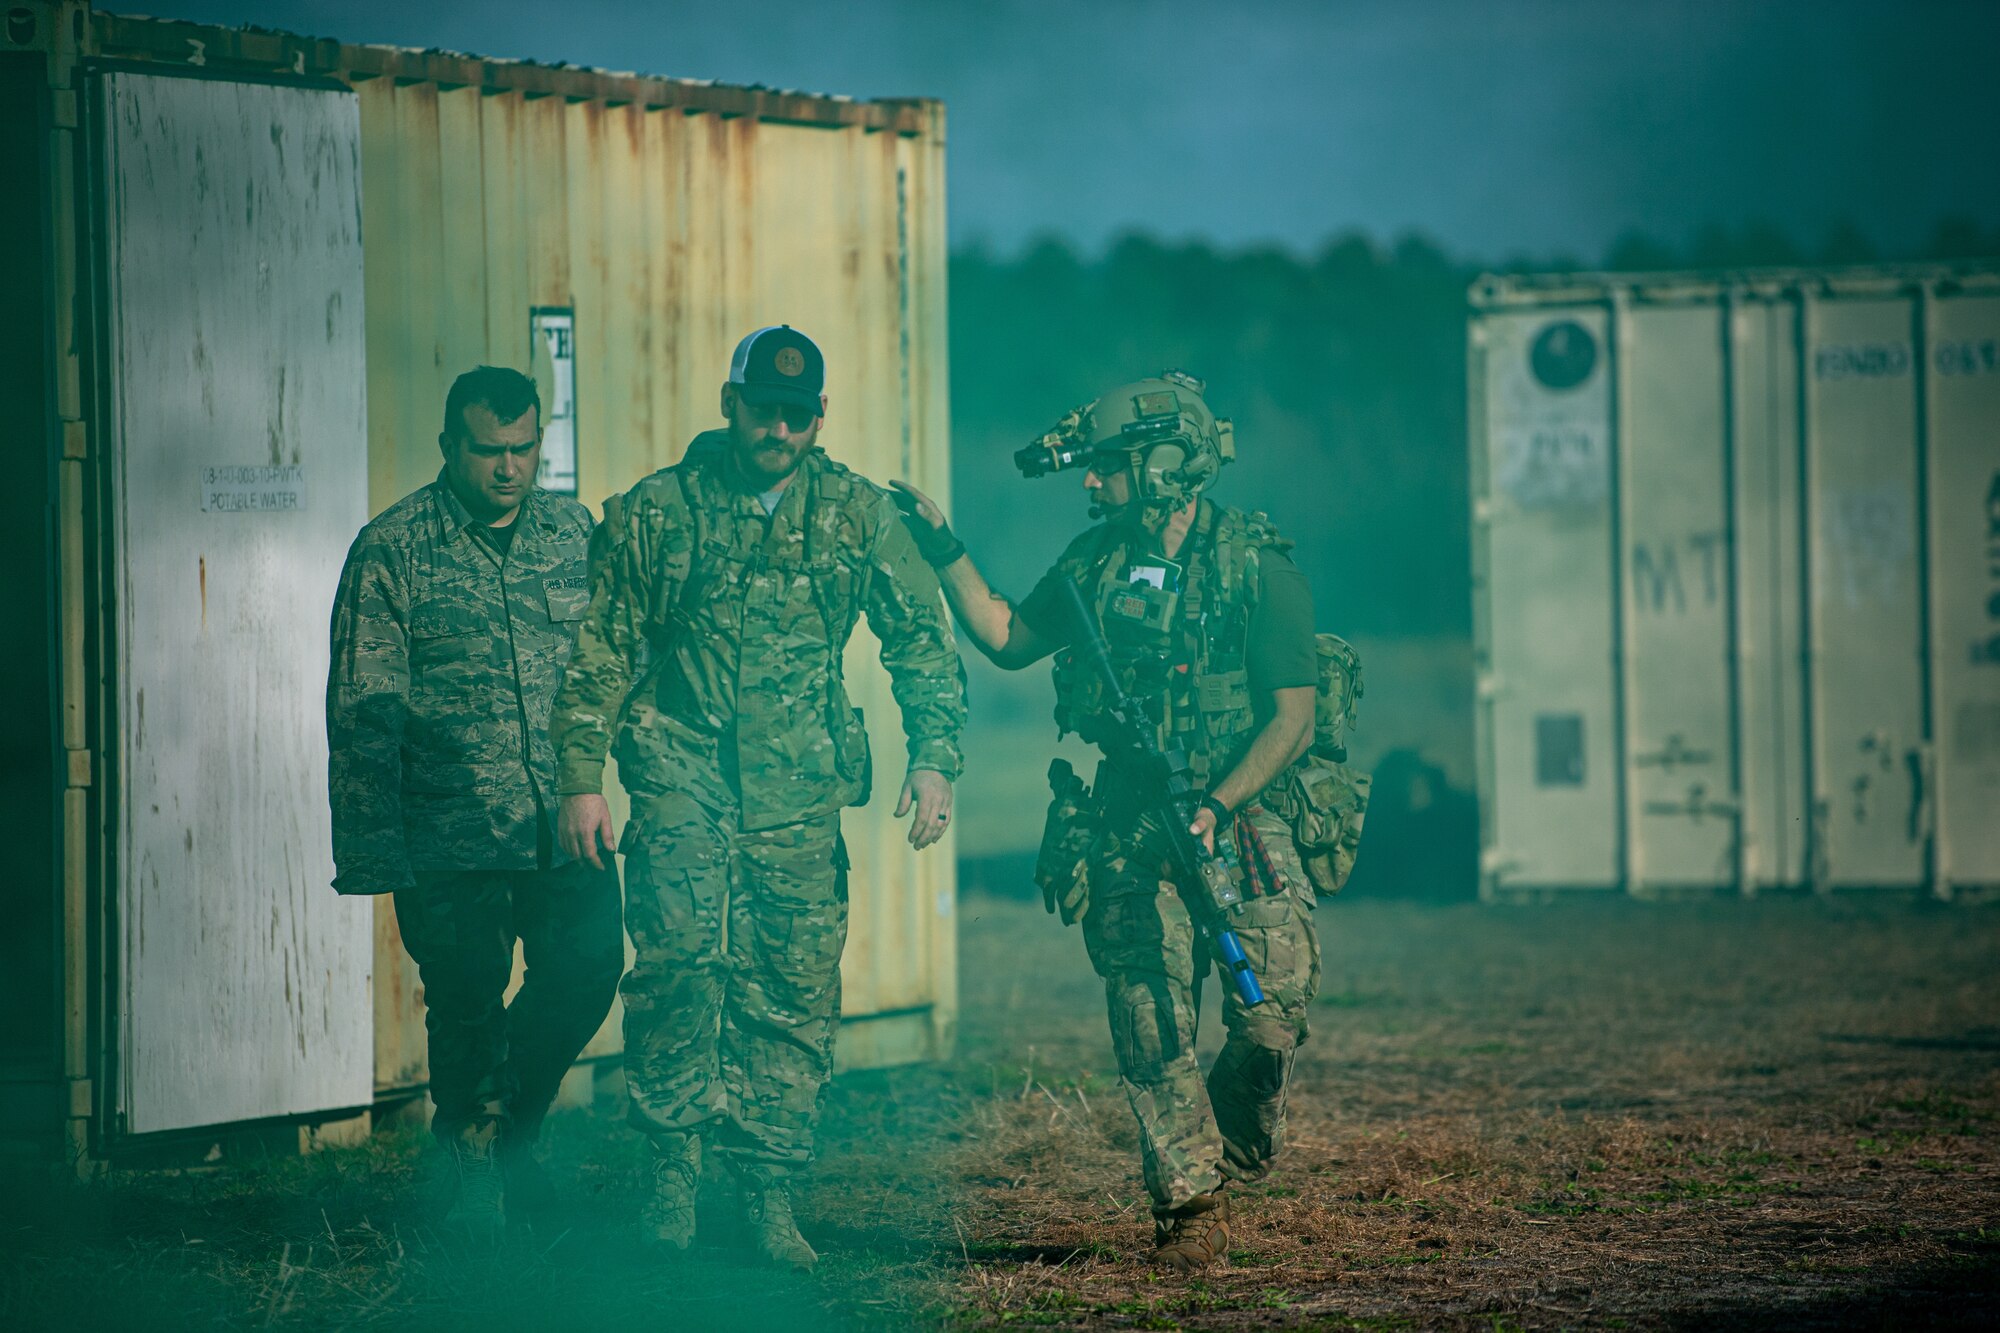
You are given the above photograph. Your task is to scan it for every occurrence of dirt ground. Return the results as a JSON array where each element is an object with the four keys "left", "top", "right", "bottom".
[{"left": 4, "top": 892, "right": 1997, "bottom": 1330}]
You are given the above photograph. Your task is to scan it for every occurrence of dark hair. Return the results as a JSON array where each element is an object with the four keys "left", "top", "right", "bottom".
[{"left": 443, "top": 365, "right": 541, "bottom": 440}]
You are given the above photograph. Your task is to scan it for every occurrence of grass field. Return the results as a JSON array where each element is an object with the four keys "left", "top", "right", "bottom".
[{"left": 4, "top": 892, "right": 1997, "bottom": 1330}]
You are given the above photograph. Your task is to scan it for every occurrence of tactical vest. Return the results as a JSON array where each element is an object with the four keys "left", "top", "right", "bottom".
[
  {"left": 1050, "top": 501, "right": 1289, "bottom": 787},
  {"left": 623, "top": 441, "right": 879, "bottom": 657},
  {"left": 609, "top": 441, "right": 884, "bottom": 808}
]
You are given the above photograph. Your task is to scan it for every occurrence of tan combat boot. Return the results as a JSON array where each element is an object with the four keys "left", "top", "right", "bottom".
[
  {"left": 642, "top": 1133, "right": 702, "bottom": 1252},
  {"left": 444, "top": 1119, "right": 508, "bottom": 1244},
  {"left": 1150, "top": 1191, "right": 1231, "bottom": 1271},
  {"left": 742, "top": 1181, "right": 817, "bottom": 1273}
]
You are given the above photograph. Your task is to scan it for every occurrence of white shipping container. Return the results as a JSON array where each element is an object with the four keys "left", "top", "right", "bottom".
[{"left": 1469, "top": 264, "right": 2000, "bottom": 900}]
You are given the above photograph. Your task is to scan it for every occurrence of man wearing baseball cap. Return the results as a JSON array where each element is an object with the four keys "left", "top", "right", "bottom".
[{"left": 550, "top": 326, "right": 966, "bottom": 1270}]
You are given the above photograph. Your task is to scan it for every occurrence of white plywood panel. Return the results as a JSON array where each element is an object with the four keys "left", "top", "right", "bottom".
[
  {"left": 1477, "top": 308, "right": 1620, "bottom": 888},
  {"left": 1731, "top": 300, "right": 1810, "bottom": 889},
  {"left": 1620, "top": 304, "right": 1737, "bottom": 887},
  {"left": 1925, "top": 293, "right": 2000, "bottom": 891},
  {"left": 1805, "top": 297, "right": 1927, "bottom": 889},
  {"left": 101, "top": 72, "right": 373, "bottom": 1132}
]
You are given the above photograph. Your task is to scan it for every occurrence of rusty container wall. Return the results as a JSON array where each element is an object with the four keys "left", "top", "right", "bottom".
[
  {"left": 1470, "top": 263, "right": 2000, "bottom": 900},
  {"left": 348, "top": 60, "right": 955, "bottom": 1082}
]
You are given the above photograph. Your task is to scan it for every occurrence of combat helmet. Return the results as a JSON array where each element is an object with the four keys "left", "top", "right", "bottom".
[
  {"left": 1016, "top": 370, "right": 1236, "bottom": 516},
  {"left": 1085, "top": 370, "right": 1235, "bottom": 514}
]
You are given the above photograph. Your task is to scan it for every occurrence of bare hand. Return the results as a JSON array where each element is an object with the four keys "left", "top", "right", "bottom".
[
  {"left": 1188, "top": 805, "right": 1219, "bottom": 856},
  {"left": 896, "top": 768, "right": 955, "bottom": 851},
  {"left": 559, "top": 793, "right": 618, "bottom": 870},
  {"left": 887, "top": 479, "right": 948, "bottom": 532}
]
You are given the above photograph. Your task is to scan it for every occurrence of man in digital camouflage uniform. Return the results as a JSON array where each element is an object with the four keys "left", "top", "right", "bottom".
[
  {"left": 327, "top": 366, "right": 624, "bottom": 1242},
  {"left": 893, "top": 371, "right": 1323, "bottom": 1270},
  {"left": 550, "top": 326, "right": 965, "bottom": 1271}
]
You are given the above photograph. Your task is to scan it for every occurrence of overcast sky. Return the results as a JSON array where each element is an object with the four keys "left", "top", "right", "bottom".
[{"left": 158, "top": 0, "right": 2000, "bottom": 262}]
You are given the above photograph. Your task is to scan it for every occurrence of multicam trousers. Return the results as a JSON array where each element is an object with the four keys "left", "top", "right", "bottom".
[
  {"left": 1080, "top": 802, "right": 1321, "bottom": 1215},
  {"left": 393, "top": 857, "right": 625, "bottom": 1143},
  {"left": 619, "top": 790, "right": 849, "bottom": 1182}
]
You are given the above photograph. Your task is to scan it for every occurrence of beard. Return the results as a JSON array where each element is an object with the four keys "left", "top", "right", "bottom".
[{"left": 730, "top": 429, "right": 814, "bottom": 487}]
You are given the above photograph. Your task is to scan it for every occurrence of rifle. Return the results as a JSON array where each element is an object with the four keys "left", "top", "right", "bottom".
[{"left": 1056, "top": 578, "right": 1265, "bottom": 1006}]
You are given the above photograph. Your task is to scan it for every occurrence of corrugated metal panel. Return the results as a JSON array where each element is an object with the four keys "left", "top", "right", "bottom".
[
  {"left": 1804, "top": 295, "right": 1927, "bottom": 889},
  {"left": 349, "top": 68, "right": 955, "bottom": 1080},
  {"left": 1470, "top": 263, "right": 2000, "bottom": 899},
  {"left": 98, "top": 70, "right": 373, "bottom": 1132},
  {"left": 1620, "top": 302, "right": 1736, "bottom": 887},
  {"left": 1729, "top": 299, "right": 1809, "bottom": 889},
  {"left": 91, "top": 10, "right": 934, "bottom": 134},
  {"left": 1924, "top": 291, "right": 2000, "bottom": 892},
  {"left": 1473, "top": 306, "right": 1620, "bottom": 892}
]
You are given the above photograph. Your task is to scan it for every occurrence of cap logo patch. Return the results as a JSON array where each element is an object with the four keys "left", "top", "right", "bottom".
[{"left": 775, "top": 347, "right": 806, "bottom": 377}]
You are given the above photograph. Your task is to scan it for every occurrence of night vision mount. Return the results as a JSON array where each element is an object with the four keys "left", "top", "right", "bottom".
[{"left": 1012, "top": 403, "right": 1095, "bottom": 478}]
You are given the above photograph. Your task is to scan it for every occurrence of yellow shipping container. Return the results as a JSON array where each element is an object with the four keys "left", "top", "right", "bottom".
[{"left": 4, "top": 1, "right": 954, "bottom": 1164}]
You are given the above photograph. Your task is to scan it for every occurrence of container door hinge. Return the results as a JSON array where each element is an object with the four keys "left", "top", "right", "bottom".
[
  {"left": 67, "top": 1078, "right": 93, "bottom": 1117},
  {"left": 50, "top": 89, "right": 78, "bottom": 129},
  {"left": 62, "top": 420, "right": 87, "bottom": 459},
  {"left": 65, "top": 748, "right": 91, "bottom": 787}
]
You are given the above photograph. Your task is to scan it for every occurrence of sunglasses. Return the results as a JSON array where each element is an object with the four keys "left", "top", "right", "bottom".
[{"left": 740, "top": 396, "right": 819, "bottom": 433}]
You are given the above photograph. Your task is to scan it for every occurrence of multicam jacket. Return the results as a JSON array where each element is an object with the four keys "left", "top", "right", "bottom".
[
  {"left": 551, "top": 433, "right": 966, "bottom": 831},
  {"left": 326, "top": 474, "right": 594, "bottom": 894}
]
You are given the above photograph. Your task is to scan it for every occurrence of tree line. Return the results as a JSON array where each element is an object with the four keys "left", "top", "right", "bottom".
[{"left": 945, "top": 217, "right": 2000, "bottom": 641}]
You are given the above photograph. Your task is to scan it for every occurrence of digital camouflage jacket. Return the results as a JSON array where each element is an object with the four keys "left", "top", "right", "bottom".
[
  {"left": 326, "top": 474, "right": 594, "bottom": 894},
  {"left": 551, "top": 433, "right": 966, "bottom": 831}
]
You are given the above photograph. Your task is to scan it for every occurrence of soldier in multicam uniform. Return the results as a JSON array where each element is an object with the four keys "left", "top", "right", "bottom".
[
  {"left": 327, "top": 366, "right": 625, "bottom": 1242},
  {"left": 893, "top": 372, "right": 1329, "bottom": 1271},
  {"left": 549, "top": 326, "right": 965, "bottom": 1272}
]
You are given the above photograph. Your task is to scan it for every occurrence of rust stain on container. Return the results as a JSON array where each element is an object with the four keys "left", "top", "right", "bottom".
[
  {"left": 353, "top": 73, "right": 954, "bottom": 1078},
  {"left": 197, "top": 554, "right": 205, "bottom": 628}
]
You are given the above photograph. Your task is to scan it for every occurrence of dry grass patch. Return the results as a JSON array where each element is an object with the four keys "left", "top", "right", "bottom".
[
  {"left": 3, "top": 894, "right": 1996, "bottom": 1330},
  {"left": 939, "top": 895, "right": 2000, "bottom": 1330}
]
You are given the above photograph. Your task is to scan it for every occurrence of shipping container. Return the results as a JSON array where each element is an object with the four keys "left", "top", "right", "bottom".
[
  {"left": 4, "top": 1, "right": 954, "bottom": 1164},
  {"left": 1469, "top": 263, "right": 2000, "bottom": 901}
]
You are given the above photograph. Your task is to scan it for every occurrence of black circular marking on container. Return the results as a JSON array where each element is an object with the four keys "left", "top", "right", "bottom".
[{"left": 1531, "top": 319, "right": 1598, "bottom": 391}]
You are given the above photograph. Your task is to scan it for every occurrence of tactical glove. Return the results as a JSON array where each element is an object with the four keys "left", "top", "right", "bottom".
[
  {"left": 1034, "top": 758, "right": 1096, "bottom": 925},
  {"left": 889, "top": 486, "right": 966, "bottom": 567},
  {"left": 1041, "top": 861, "right": 1090, "bottom": 926}
]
